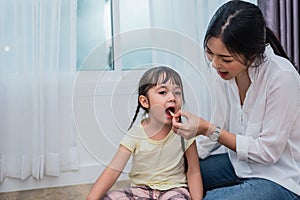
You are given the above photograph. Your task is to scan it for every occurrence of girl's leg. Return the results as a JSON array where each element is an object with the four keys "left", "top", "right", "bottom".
[
  {"left": 103, "top": 186, "right": 192, "bottom": 200},
  {"left": 199, "top": 153, "right": 240, "bottom": 192},
  {"left": 158, "top": 187, "right": 191, "bottom": 200},
  {"left": 203, "top": 178, "right": 300, "bottom": 200},
  {"left": 102, "top": 186, "right": 152, "bottom": 200}
]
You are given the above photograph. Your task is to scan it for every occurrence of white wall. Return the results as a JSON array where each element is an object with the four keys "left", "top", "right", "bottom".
[{"left": 0, "top": 76, "right": 138, "bottom": 192}]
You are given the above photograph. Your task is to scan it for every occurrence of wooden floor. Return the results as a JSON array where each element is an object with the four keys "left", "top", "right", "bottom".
[{"left": 0, "top": 180, "right": 131, "bottom": 200}]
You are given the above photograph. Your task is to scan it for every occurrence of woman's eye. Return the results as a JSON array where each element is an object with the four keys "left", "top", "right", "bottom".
[
  {"left": 205, "top": 51, "right": 213, "bottom": 61},
  {"left": 206, "top": 50, "right": 213, "bottom": 55},
  {"left": 223, "top": 59, "right": 233, "bottom": 63}
]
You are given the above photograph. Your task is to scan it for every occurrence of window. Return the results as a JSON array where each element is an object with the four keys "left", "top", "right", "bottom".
[
  {"left": 77, "top": 0, "right": 113, "bottom": 71},
  {"left": 77, "top": 0, "right": 151, "bottom": 72}
]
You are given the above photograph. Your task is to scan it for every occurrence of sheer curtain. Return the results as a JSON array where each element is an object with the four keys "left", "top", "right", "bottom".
[
  {"left": 258, "top": 0, "right": 299, "bottom": 72},
  {"left": 0, "top": 0, "right": 79, "bottom": 182}
]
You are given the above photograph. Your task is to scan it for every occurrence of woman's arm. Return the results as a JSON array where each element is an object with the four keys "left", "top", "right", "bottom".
[
  {"left": 86, "top": 145, "right": 131, "bottom": 200},
  {"left": 185, "top": 141, "right": 203, "bottom": 200},
  {"left": 172, "top": 111, "right": 237, "bottom": 152}
]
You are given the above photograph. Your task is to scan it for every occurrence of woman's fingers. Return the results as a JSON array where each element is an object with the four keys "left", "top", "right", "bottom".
[{"left": 172, "top": 110, "right": 200, "bottom": 139}]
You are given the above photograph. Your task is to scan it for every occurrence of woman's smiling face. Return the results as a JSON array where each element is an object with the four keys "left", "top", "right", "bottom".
[{"left": 205, "top": 37, "right": 247, "bottom": 80}]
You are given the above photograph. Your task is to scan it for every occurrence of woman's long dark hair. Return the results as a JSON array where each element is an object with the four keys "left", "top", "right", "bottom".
[{"left": 203, "top": 0, "right": 290, "bottom": 67}]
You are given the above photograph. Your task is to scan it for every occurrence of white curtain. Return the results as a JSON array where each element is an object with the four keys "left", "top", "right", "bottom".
[{"left": 0, "top": 0, "right": 79, "bottom": 181}]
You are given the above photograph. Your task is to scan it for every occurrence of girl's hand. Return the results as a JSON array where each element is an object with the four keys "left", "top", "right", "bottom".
[{"left": 172, "top": 110, "right": 210, "bottom": 139}]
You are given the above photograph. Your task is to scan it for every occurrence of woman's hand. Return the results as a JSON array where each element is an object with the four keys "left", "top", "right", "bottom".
[{"left": 172, "top": 110, "right": 210, "bottom": 139}]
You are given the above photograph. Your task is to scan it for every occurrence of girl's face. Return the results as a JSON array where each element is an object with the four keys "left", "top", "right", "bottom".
[
  {"left": 205, "top": 37, "right": 247, "bottom": 80},
  {"left": 139, "top": 79, "right": 183, "bottom": 126}
]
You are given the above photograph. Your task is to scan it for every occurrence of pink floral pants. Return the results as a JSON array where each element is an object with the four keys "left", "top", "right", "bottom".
[{"left": 102, "top": 186, "right": 191, "bottom": 200}]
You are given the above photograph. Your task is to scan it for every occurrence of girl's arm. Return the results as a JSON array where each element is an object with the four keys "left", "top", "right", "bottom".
[
  {"left": 185, "top": 141, "right": 203, "bottom": 200},
  {"left": 86, "top": 145, "right": 132, "bottom": 200}
]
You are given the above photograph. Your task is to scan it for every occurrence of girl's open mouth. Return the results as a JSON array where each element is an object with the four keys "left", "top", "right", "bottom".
[{"left": 165, "top": 107, "right": 175, "bottom": 117}]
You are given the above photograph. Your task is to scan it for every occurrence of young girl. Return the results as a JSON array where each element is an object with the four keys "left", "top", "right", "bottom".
[{"left": 86, "top": 66, "right": 203, "bottom": 200}]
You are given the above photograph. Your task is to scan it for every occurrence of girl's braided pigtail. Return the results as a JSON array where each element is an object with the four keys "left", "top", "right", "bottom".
[{"left": 128, "top": 104, "right": 141, "bottom": 131}]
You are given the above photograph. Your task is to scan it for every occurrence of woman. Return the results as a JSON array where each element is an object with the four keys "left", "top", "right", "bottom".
[{"left": 171, "top": 1, "right": 300, "bottom": 199}]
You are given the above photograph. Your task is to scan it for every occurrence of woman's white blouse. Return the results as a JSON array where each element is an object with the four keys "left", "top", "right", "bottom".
[{"left": 197, "top": 45, "right": 300, "bottom": 195}]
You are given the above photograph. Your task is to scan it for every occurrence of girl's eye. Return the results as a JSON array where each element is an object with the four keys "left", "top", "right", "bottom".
[
  {"left": 174, "top": 91, "right": 182, "bottom": 96},
  {"left": 158, "top": 91, "right": 167, "bottom": 95}
]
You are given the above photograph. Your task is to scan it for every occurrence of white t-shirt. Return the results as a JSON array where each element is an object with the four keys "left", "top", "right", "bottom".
[
  {"left": 121, "top": 122, "right": 195, "bottom": 190},
  {"left": 197, "top": 45, "right": 300, "bottom": 195}
]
